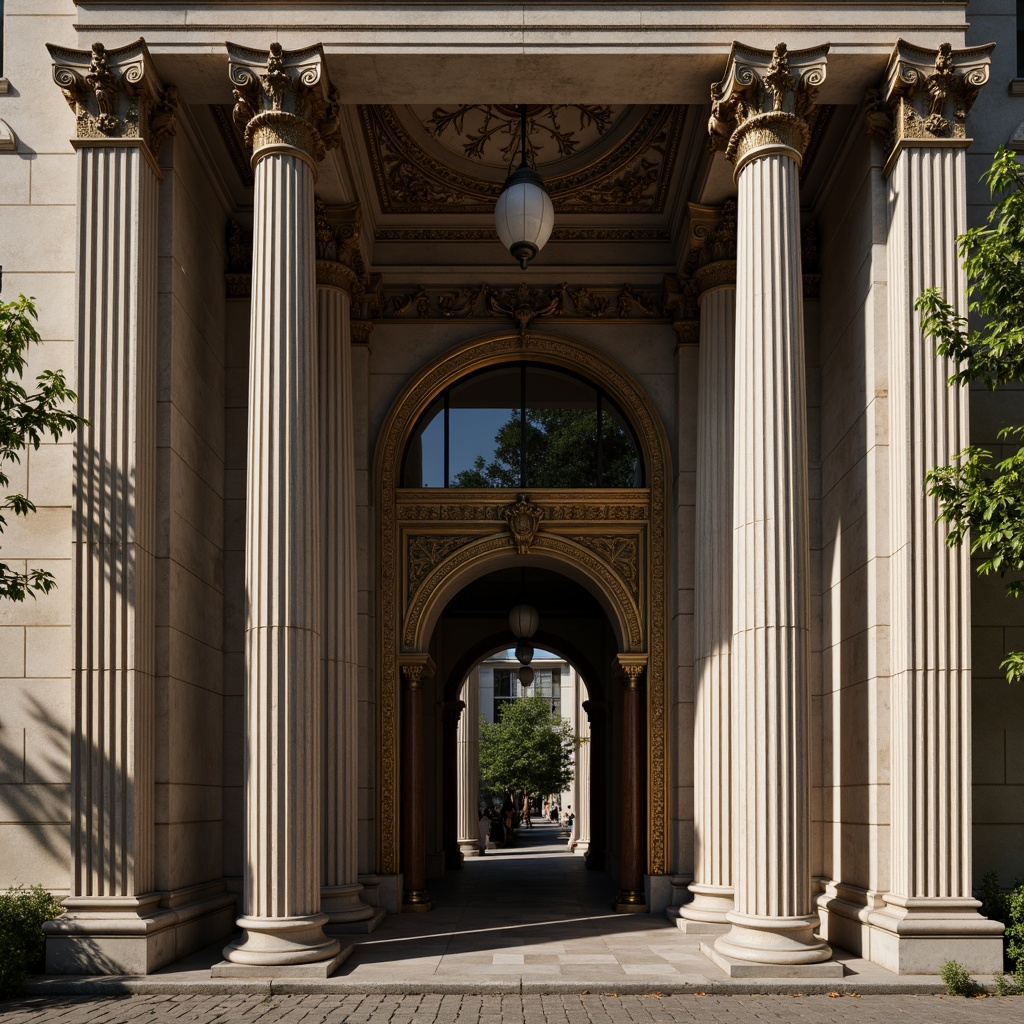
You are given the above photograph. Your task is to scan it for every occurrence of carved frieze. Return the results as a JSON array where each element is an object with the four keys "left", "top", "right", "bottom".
[
  {"left": 47, "top": 39, "right": 178, "bottom": 154},
  {"left": 571, "top": 535, "right": 640, "bottom": 600},
  {"left": 879, "top": 39, "right": 993, "bottom": 154},
  {"left": 227, "top": 42, "right": 340, "bottom": 163},
  {"left": 407, "top": 534, "right": 472, "bottom": 602},
  {"left": 709, "top": 42, "right": 828, "bottom": 170}
]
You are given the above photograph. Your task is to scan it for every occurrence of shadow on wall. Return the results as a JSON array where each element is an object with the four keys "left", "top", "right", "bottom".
[{"left": 0, "top": 690, "right": 72, "bottom": 875}]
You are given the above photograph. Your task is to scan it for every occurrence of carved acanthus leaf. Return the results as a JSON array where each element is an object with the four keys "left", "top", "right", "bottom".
[{"left": 47, "top": 39, "right": 178, "bottom": 151}]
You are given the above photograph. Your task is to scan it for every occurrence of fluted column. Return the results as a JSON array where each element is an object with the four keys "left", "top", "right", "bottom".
[
  {"left": 443, "top": 700, "right": 466, "bottom": 869},
  {"left": 615, "top": 657, "right": 647, "bottom": 912},
  {"left": 458, "top": 670, "right": 482, "bottom": 857},
  {"left": 43, "top": 40, "right": 177, "bottom": 976},
  {"left": 573, "top": 672, "right": 591, "bottom": 854},
  {"left": 315, "top": 202, "right": 375, "bottom": 928},
  {"left": 401, "top": 658, "right": 433, "bottom": 911},
  {"left": 680, "top": 202, "right": 737, "bottom": 933},
  {"left": 707, "top": 42, "right": 833, "bottom": 970},
  {"left": 221, "top": 42, "right": 342, "bottom": 969},
  {"left": 866, "top": 40, "right": 1003, "bottom": 975}
]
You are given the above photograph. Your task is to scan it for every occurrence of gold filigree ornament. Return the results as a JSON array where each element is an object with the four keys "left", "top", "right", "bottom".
[{"left": 503, "top": 494, "right": 545, "bottom": 554}]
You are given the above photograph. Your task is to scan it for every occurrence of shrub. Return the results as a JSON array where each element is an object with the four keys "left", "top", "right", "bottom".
[
  {"left": 1007, "top": 882, "right": 1024, "bottom": 991},
  {"left": 0, "top": 885, "right": 63, "bottom": 997},
  {"left": 939, "top": 959, "right": 975, "bottom": 996}
]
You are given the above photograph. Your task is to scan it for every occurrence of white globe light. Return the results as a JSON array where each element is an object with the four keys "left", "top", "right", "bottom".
[
  {"left": 508, "top": 603, "right": 539, "bottom": 639},
  {"left": 494, "top": 166, "right": 555, "bottom": 270}
]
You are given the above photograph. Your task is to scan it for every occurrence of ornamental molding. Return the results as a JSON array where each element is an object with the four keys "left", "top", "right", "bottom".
[
  {"left": 709, "top": 42, "right": 828, "bottom": 169},
  {"left": 361, "top": 103, "right": 684, "bottom": 215},
  {"left": 384, "top": 280, "right": 670, "bottom": 330},
  {"left": 47, "top": 39, "right": 178, "bottom": 153},
  {"left": 374, "top": 226, "right": 670, "bottom": 244},
  {"left": 871, "top": 39, "right": 993, "bottom": 156},
  {"left": 227, "top": 41, "right": 340, "bottom": 164},
  {"left": 314, "top": 198, "right": 382, "bottom": 317},
  {"left": 503, "top": 494, "right": 545, "bottom": 555},
  {"left": 688, "top": 199, "right": 738, "bottom": 297}
]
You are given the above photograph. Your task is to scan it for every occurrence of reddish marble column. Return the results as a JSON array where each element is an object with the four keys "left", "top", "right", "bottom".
[
  {"left": 401, "top": 660, "right": 433, "bottom": 911},
  {"left": 615, "top": 658, "right": 647, "bottom": 912}
]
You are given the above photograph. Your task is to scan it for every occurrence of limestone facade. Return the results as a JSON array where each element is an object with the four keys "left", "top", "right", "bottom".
[{"left": 0, "top": 0, "right": 1021, "bottom": 979}]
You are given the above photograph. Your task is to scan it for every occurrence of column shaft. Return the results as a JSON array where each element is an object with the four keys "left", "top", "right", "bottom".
[
  {"left": 573, "top": 674, "right": 591, "bottom": 853},
  {"left": 682, "top": 278, "right": 736, "bottom": 929},
  {"left": 457, "top": 671, "right": 482, "bottom": 856},
  {"left": 715, "top": 149, "right": 829, "bottom": 965},
  {"left": 615, "top": 666, "right": 646, "bottom": 911},
  {"left": 319, "top": 282, "right": 373, "bottom": 925},
  {"left": 225, "top": 150, "right": 338, "bottom": 965},
  {"left": 401, "top": 668, "right": 432, "bottom": 910}
]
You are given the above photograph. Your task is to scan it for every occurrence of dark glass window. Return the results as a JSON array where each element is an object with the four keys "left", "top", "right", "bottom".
[
  {"left": 533, "top": 667, "right": 561, "bottom": 717},
  {"left": 402, "top": 363, "right": 643, "bottom": 488},
  {"left": 493, "top": 668, "right": 516, "bottom": 721}
]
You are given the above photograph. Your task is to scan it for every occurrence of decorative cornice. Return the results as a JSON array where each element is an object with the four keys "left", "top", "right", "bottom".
[
  {"left": 709, "top": 42, "right": 828, "bottom": 173},
  {"left": 47, "top": 39, "right": 178, "bottom": 154},
  {"left": 384, "top": 280, "right": 669, "bottom": 330},
  {"left": 227, "top": 41, "right": 340, "bottom": 166},
  {"left": 874, "top": 39, "right": 993, "bottom": 162},
  {"left": 373, "top": 226, "right": 671, "bottom": 244}
]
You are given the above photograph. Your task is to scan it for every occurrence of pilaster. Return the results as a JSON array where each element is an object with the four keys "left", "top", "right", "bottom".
[
  {"left": 706, "top": 42, "right": 838, "bottom": 976},
  {"left": 615, "top": 656, "right": 648, "bottom": 913},
  {"left": 400, "top": 656, "right": 434, "bottom": 912},
  {"left": 865, "top": 39, "right": 1003, "bottom": 975},
  {"left": 679, "top": 201, "right": 736, "bottom": 934},
  {"left": 217, "top": 42, "right": 344, "bottom": 974},
  {"left": 43, "top": 39, "right": 178, "bottom": 976}
]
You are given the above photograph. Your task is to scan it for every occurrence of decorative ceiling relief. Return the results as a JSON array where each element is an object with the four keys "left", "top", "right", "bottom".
[{"left": 360, "top": 104, "right": 685, "bottom": 215}]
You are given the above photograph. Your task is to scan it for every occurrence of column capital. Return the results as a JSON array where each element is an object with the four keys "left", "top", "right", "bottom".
[
  {"left": 616, "top": 655, "right": 647, "bottom": 689},
  {"left": 689, "top": 200, "right": 738, "bottom": 297},
  {"left": 227, "top": 41, "right": 340, "bottom": 168},
  {"left": 47, "top": 39, "right": 178, "bottom": 157},
  {"left": 401, "top": 654, "right": 435, "bottom": 690},
  {"left": 868, "top": 39, "right": 994, "bottom": 171},
  {"left": 709, "top": 42, "right": 828, "bottom": 173}
]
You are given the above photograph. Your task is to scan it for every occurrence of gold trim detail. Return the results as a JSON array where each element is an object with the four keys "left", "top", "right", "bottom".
[
  {"left": 504, "top": 494, "right": 544, "bottom": 554},
  {"left": 375, "top": 331, "right": 672, "bottom": 879}
]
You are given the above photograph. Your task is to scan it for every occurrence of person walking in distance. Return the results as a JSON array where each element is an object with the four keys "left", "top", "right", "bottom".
[{"left": 478, "top": 808, "right": 491, "bottom": 855}]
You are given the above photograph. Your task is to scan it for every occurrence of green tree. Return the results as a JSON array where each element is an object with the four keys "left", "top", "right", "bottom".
[
  {"left": 1, "top": 295, "right": 82, "bottom": 601},
  {"left": 478, "top": 694, "right": 575, "bottom": 813},
  {"left": 917, "top": 147, "right": 1024, "bottom": 683},
  {"left": 453, "top": 407, "right": 638, "bottom": 488}
]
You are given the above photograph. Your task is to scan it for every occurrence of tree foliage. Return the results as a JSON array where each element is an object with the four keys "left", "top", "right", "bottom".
[
  {"left": 452, "top": 407, "right": 638, "bottom": 488},
  {"left": 917, "top": 148, "right": 1024, "bottom": 682},
  {"left": 478, "top": 694, "right": 575, "bottom": 810},
  {"left": 1, "top": 295, "right": 82, "bottom": 602}
]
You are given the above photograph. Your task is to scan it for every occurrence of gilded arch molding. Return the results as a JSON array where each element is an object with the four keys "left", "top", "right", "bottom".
[{"left": 375, "top": 330, "right": 671, "bottom": 878}]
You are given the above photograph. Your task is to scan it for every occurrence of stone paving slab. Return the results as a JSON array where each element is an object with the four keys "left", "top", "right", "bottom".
[{"left": 2, "top": 992, "right": 1024, "bottom": 1023}]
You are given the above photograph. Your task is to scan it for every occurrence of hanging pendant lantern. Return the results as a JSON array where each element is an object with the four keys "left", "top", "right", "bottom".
[
  {"left": 508, "top": 603, "right": 539, "bottom": 640},
  {"left": 494, "top": 106, "right": 554, "bottom": 270},
  {"left": 518, "top": 666, "right": 535, "bottom": 688},
  {"left": 515, "top": 642, "right": 534, "bottom": 666}
]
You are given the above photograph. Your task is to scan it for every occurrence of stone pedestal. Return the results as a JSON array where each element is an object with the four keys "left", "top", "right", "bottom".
[
  {"left": 222, "top": 42, "right": 342, "bottom": 970},
  {"left": 43, "top": 39, "right": 178, "bottom": 976},
  {"left": 867, "top": 40, "right": 1003, "bottom": 975},
  {"left": 679, "top": 203, "right": 737, "bottom": 935},
  {"left": 708, "top": 42, "right": 833, "bottom": 971}
]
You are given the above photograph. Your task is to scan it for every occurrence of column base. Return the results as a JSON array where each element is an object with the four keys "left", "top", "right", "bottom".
[
  {"left": 213, "top": 944, "right": 351, "bottom": 978},
  {"left": 321, "top": 884, "right": 376, "bottom": 924},
  {"left": 867, "top": 895, "right": 1005, "bottom": 974},
  {"left": 714, "top": 910, "right": 833, "bottom": 966},
  {"left": 614, "top": 891, "right": 649, "bottom": 914},
  {"left": 459, "top": 839, "right": 482, "bottom": 858},
  {"left": 44, "top": 895, "right": 178, "bottom": 976},
  {"left": 223, "top": 913, "right": 341, "bottom": 966},
  {"left": 402, "top": 890, "right": 434, "bottom": 913},
  {"left": 700, "top": 941, "right": 844, "bottom": 978},
  {"left": 678, "top": 883, "right": 733, "bottom": 932}
]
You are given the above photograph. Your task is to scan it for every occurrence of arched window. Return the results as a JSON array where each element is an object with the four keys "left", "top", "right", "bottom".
[{"left": 402, "top": 362, "right": 644, "bottom": 488}]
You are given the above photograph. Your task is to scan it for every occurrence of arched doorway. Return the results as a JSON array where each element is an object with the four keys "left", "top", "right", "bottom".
[{"left": 374, "top": 331, "right": 671, "bottom": 911}]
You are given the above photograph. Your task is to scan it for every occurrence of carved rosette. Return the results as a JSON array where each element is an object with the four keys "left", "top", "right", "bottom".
[
  {"left": 47, "top": 39, "right": 178, "bottom": 155},
  {"left": 709, "top": 42, "right": 828, "bottom": 173},
  {"left": 227, "top": 42, "right": 340, "bottom": 168},
  {"left": 879, "top": 39, "right": 993, "bottom": 158}
]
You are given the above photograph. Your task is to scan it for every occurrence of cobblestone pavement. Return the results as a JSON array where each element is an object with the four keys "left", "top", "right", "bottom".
[{"left": 2, "top": 992, "right": 1023, "bottom": 1023}]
